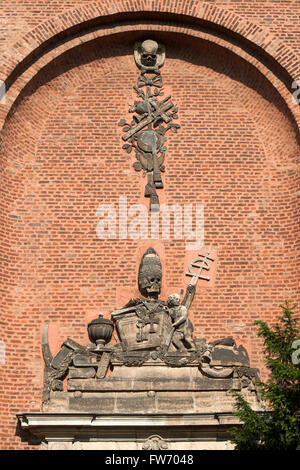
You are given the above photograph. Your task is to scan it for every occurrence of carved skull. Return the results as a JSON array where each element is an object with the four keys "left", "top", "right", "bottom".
[
  {"left": 139, "top": 271, "right": 162, "bottom": 298},
  {"left": 134, "top": 39, "right": 165, "bottom": 70},
  {"left": 138, "top": 248, "right": 162, "bottom": 299},
  {"left": 140, "top": 39, "right": 159, "bottom": 68}
]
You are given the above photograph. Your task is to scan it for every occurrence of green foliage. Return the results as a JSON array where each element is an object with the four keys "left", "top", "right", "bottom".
[{"left": 230, "top": 301, "right": 300, "bottom": 450}]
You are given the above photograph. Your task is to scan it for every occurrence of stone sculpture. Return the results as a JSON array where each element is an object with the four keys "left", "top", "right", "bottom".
[
  {"left": 42, "top": 246, "right": 259, "bottom": 403},
  {"left": 142, "top": 434, "right": 168, "bottom": 450},
  {"left": 167, "top": 293, "right": 196, "bottom": 352},
  {"left": 119, "top": 39, "right": 180, "bottom": 211},
  {"left": 134, "top": 39, "right": 166, "bottom": 71}
]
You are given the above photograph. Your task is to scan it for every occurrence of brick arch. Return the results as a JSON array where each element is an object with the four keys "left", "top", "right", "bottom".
[{"left": 0, "top": 1, "right": 300, "bottom": 132}]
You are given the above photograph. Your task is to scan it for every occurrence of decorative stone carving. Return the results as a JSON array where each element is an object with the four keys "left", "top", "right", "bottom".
[
  {"left": 88, "top": 314, "right": 114, "bottom": 350},
  {"left": 167, "top": 293, "right": 196, "bottom": 351},
  {"left": 142, "top": 434, "right": 168, "bottom": 450},
  {"left": 119, "top": 40, "right": 180, "bottom": 211},
  {"left": 41, "top": 247, "right": 260, "bottom": 402},
  {"left": 134, "top": 40, "right": 166, "bottom": 71},
  {"left": 186, "top": 251, "right": 215, "bottom": 283},
  {"left": 138, "top": 247, "right": 162, "bottom": 299},
  {"left": 42, "top": 327, "right": 88, "bottom": 402}
]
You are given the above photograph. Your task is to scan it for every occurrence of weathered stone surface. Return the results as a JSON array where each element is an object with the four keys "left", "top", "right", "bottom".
[
  {"left": 210, "top": 344, "right": 249, "bottom": 366},
  {"left": 112, "top": 310, "right": 172, "bottom": 352},
  {"left": 69, "top": 395, "right": 115, "bottom": 413},
  {"left": 45, "top": 386, "right": 262, "bottom": 415},
  {"left": 42, "top": 391, "right": 70, "bottom": 412},
  {"left": 73, "top": 354, "right": 97, "bottom": 367},
  {"left": 68, "top": 373, "right": 234, "bottom": 392},
  {"left": 68, "top": 367, "right": 96, "bottom": 379},
  {"left": 193, "top": 392, "right": 214, "bottom": 411},
  {"left": 156, "top": 392, "right": 194, "bottom": 413},
  {"left": 50, "top": 344, "right": 75, "bottom": 370},
  {"left": 115, "top": 392, "right": 156, "bottom": 413}
]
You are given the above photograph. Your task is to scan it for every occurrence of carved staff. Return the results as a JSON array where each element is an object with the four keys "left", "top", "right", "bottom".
[
  {"left": 182, "top": 249, "right": 215, "bottom": 311},
  {"left": 122, "top": 98, "right": 174, "bottom": 141}
]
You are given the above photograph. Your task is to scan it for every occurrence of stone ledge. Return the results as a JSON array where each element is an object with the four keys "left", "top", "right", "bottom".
[
  {"left": 16, "top": 411, "right": 241, "bottom": 441},
  {"left": 18, "top": 411, "right": 243, "bottom": 427},
  {"left": 16, "top": 411, "right": 268, "bottom": 449}
]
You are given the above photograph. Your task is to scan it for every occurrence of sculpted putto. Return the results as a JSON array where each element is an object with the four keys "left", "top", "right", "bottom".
[{"left": 167, "top": 293, "right": 196, "bottom": 351}]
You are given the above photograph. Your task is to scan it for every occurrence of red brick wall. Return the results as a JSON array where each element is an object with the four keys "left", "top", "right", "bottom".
[{"left": 0, "top": 2, "right": 299, "bottom": 449}]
